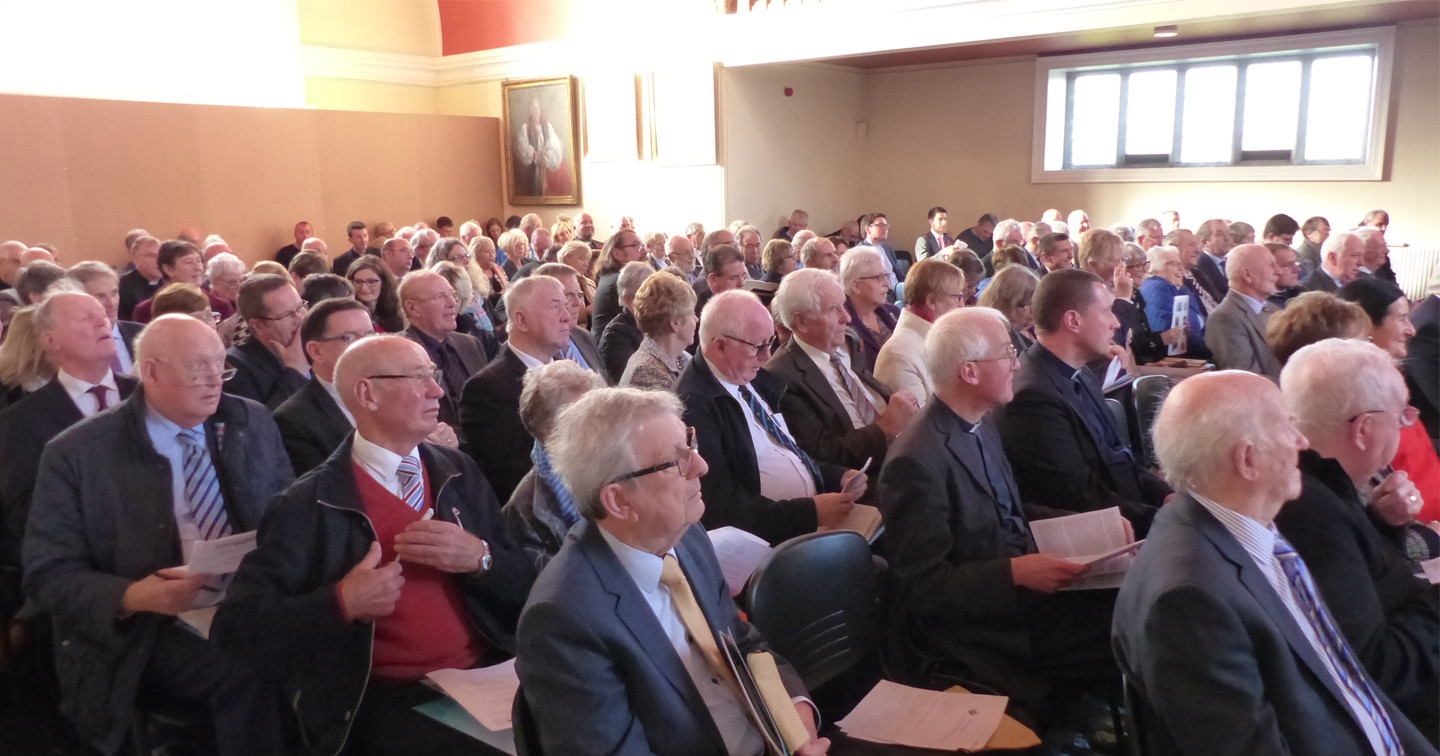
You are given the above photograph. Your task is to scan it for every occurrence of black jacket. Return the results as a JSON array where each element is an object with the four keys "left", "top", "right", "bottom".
[
  {"left": 401, "top": 327, "right": 492, "bottom": 428},
  {"left": 675, "top": 351, "right": 845, "bottom": 545},
  {"left": 1407, "top": 295, "right": 1439, "bottom": 447},
  {"left": 568, "top": 325, "right": 604, "bottom": 380},
  {"left": 590, "top": 271, "right": 622, "bottom": 338},
  {"left": 23, "top": 389, "right": 291, "bottom": 754},
  {"left": 225, "top": 337, "right": 309, "bottom": 410},
  {"left": 764, "top": 336, "right": 893, "bottom": 471},
  {"left": 598, "top": 311, "right": 642, "bottom": 385},
  {"left": 117, "top": 268, "right": 161, "bottom": 322},
  {"left": 459, "top": 346, "right": 532, "bottom": 502},
  {"left": 212, "top": 438, "right": 534, "bottom": 756},
  {"left": 502, "top": 468, "right": 573, "bottom": 574},
  {"left": 272, "top": 377, "right": 352, "bottom": 477}
]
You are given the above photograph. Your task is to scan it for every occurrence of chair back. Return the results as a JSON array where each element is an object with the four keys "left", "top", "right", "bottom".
[
  {"left": 1121, "top": 673, "right": 1149, "bottom": 756},
  {"left": 512, "top": 686, "right": 543, "bottom": 756},
  {"left": 1131, "top": 374, "right": 1175, "bottom": 469},
  {"left": 742, "top": 530, "right": 881, "bottom": 694},
  {"left": 1104, "top": 397, "right": 1132, "bottom": 451}
]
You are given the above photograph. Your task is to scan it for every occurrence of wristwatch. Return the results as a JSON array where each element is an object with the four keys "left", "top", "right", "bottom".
[{"left": 476, "top": 539, "right": 493, "bottom": 574}]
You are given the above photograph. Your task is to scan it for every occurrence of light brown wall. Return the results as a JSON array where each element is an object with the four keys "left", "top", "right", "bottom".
[{"left": 0, "top": 94, "right": 502, "bottom": 268}]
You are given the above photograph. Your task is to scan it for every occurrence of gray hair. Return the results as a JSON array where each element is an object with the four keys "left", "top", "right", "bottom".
[
  {"left": 993, "top": 218, "right": 1022, "bottom": 244},
  {"left": 381, "top": 236, "right": 411, "bottom": 254},
  {"left": 65, "top": 260, "right": 119, "bottom": 287},
  {"left": 1320, "top": 230, "right": 1359, "bottom": 261},
  {"left": 502, "top": 273, "right": 560, "bottom": 317},
  {"left": 736, "top": 225, "right": 761, "bottom": 244},
  {"left": 521, "top": 213, "right": 542, "bottom": 234},
  {"left": 699, "top": 289, "right": 766, "bottom": 344},
  {"left": 771, "top": 268, "right": 838, "bottom": 329},
  {"left": 838, "top": 245, "right": 884, "bottom": 291},
  {"left": 300, "top": 237, "right": 328, "bottom": 254},
  {"left": 1153, "top": 371, "right": 1284, "bottom": 494},
  {"left": 684, "top": 222, "right": 704, "bottom": 236},
  {"left": 459, "top": 221, "right": 482, "bottom": 239},
  {"left": 519, "top": 359, "right": 604, "bottom": 440},
  {"left": 32, "top": 284, "right": 88, "bottom": 335},
  {"left": 428, "top": 237, "right": 467, "bottom": 268},
  {"left": 413, "top": 228, "right": 440, "bottom": 248},
  {"left": 923, "top": 307, "right": 1008, "bottom": 387},
  {"left": 206, "top": 252, "right": 245, "bottom": 280},
  {"left": 431, "top": 261, "right": 476, "bottom": 310},
  {"left": 618, "top": 261, "right": 655, "bottom": 303},
  {"left": 549, "top": 387, "right": 686, "bottom": 521},
  {"left": 1281, "top": 337, "right": 1406, "bottom": 442},
  {"left": 1146, "top": 245, "right": 1179, "bottom": 273}
]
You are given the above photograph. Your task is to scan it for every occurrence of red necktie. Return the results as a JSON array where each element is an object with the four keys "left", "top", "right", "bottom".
[{"left": 87, "top": 385, "right": 110, "bottom": 411}]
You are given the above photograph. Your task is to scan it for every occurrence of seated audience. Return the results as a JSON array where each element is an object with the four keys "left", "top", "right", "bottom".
[
  {"left": 1067, "top": 209, "right": 1090, "bottom": 235},
  {"left": 273, "top": 220, "right": 312, "bottom": 268},
  {"left": 379, "top": 237, "right": 414, "bottom": 280},
  {"left": 858, "top": 213, "right": 901, "bottom": 286},
  {"left": 1262, "top": 213, "right": 1298, "bottom": 245},
  {"left": 1355, "top": 226, "right": 1397, "bottom": 284},
  {"left": 915, "top": 206, "right": 954, "bottom": 261},
  {"left": 330, "top": 220, "right": 379, "bottom": 276},
  {"left": 398, "top": 270, "right": 492, "bottom": 428},
  {"left": 150, "top": 282, "right": 217, "bottom": 323},
  {"left": 1135, "top": 218, "right": 1164, "bottom": 250},
  {"left": 273, "top": 298, "right": 374, "bottom": 475},
  {"left": 1113, "top": 370, "right": 1432, "bottom": 755},
  {"left": 1111, "top": 244, "right": 1173, "bottom": 364},
  {"left": 596, "top": 261, "right": 651, "bottom": 384},
  {"left": 1162, "top": 228, "right": 1216, "bottom": 316},
  {"left": 1036, "top": 232, "right": 1075, "bottom": 275},
  {"left": 432, "top": 260, "right": 498, "bottom": 341},
  {"left": 742, "top": 238, "right": 794, "bottom": 307},
  {"left": 535, "top": 262, "right": 603, "bottom": 376},
  {"left": 675, "top": 290, "right": 865, "bottom": 544},
  {"left": 67, "top": 260, "right": 142, "bottom": 374},
  {"left": 1267, "top": 241, "right": 1305, "bottom": 309},
  {"left": 460, "top": 275, "right": 576, "bottom": 502},
  {"left": 214, "top": 335, "right": 533, "bottom": 756},
  {"left": 774, "top": 207, "right": 810, "bottom": 241},
  {"left": 993, "top": 269, "right": 1171, "bottom": 533},
  {"left": 131, "top": 241, "right": 236, "bottom": 323},
  {"left": 978, "top": 243, "right": 1031, "bottom": 284},
  {"left": 590, "top": 228, "right": 646, "bottom": 337},
  {"left": 471, "top": 235, "right": 510, "bottom": 316},
  {"left": 737, "top": 225, "right": 765, "bottom": 280},
  {"left": 550, "top": 216, "right": 573, "bottom": 246},
  {"left": 621, "top": 271, "right": 698, "bottom": 391},
  {"left": 346, "top": 254, "right": 405, "bottom": 334},
  {"left": 502, "top": 360, "right": 602, "bottom": 572},
  {"left": 0, "top": 306, "right": 54, "bottom": 407},
  {"left": 225, "top": 274, "right": 310, "bottom": 409},
  {"left": 643, "top": 230, "right": 670, "bottom": 271},
  {"left": 1301, "top": 230, "right": 1364, "bottom": 293},
  {"left": 1265, "top": 291, "right": 1369, "bottom": 366},
  {"left": 767, "top": 268, "right": 917, "bottom": 471},
  {"left": 206, "top": 252, "right": 246, "bottom": 311},
  {"left": 977, "top": 264, "right": 1041, "bottom": 354},
  {"left": 287, "top": 250, "right": 328, "bottom": 290},
  {"left": 1140, "top": 245, "right": 1209, "bottom": 359},
  {"left": 875, "top": 258, "right": 967, "bottom": 402},
  {"left": 118, "top": 235, "right": 163, "bottom": 321},
  {"left": 515, "top": 387, "right": 829, "bottom": 756},
  {"left": 1297, "top": 216, "right": 1331, "bottom": 276},
  {"left": 694, "top": 242, "right": 747, "bottom": 316},
  {"left": 840, "top": 246, "right": 900, "bottom": 371},
  {"left": 1206, "top": 244, "right": 1285, "bottom": 379},
  {"left": 944, "top": 247, "right": 985, "bottom": 305},
  {"left": 1276, "top": 338, "right": 1439, "bottom": 739},
  {"left": 956, "top": 213, "right": 998, "bottom": 259},
  {"left": 666, "top": 234, "right": 699, "bottom": 284},
  {"left": 15, "top": 260, "right": 68, "bottom": 306},
  {"left": 411, "top": 228, "right": 438, "bottom": 269},
  {"left": 299, "top": 273, "right": 355, "bottom": 308},
  {"left": 799, "top": 236, "right": 839, "bottom": 273},
  {"left": 879, "top": 306, "right": 1118, "bottom": 724},
  {"left": 25, "top": 314, "right": 292, "bottom": 756},
  {"left": 1229, "top": 220, "right": 1256, "bottom": 246},
  {"left": 1192, "top": 218, "right": 1232, "bottom": 305},
  {"left": 1361, "top": 208, "right": 1391, "bottom": 233}
]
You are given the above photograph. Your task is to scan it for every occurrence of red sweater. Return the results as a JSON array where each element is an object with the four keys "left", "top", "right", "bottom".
[{"left": 352, "top": 462, "right": 481, "bottom": 681}]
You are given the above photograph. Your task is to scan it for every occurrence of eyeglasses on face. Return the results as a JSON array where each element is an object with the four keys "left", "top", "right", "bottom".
[
  {"left": 969, "top": 344, "right": 1019, "bottom": 364},
  {"left": 314, "top": 330, "right": 375, "bottom": 345},
  {"left": 722, "top": 333, "right": 770, "bottom": 358},
  {"left": 257, "top": 302, "right": 308, "bottom": 321},
  {"left": 1347, "top": 405, "right": 1419, "bottom": 428},
  {"left": 158, "top": 359, "right": 237, "bottom": 385},
  {"left": 609, "top": 427, "right": 699, "bottom": 484},
  {"left": 352, "top": 277, "right": 382, "bottom": 288},
  {"left": 366, "top": 367, "right": 443, "bottom": 385}
]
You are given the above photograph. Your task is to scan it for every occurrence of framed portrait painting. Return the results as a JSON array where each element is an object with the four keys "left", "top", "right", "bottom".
[{"left": 502, "top": 76, "right": 582, "bottom": 206}]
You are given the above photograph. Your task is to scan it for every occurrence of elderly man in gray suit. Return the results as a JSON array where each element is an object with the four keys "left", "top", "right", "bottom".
[{"left": 1206, "top": 244, "right": 1285, "bottom": 381}]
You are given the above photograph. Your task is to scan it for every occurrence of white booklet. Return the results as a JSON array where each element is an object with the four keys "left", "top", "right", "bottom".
[
  {"left": 1168, "top": 294, "right": 1189, "bottom": 356},
  {"left": 1029, "top": 507, "right": 1140, "bottom": 590},
  {"left": 178, "top": 530, "right": 258, "bottom": 575},
  {"left": 426, "top": 659, "right": 521, "bottom": 732},
  {"left": 707, "top": 527, "right": 773, "bottom": 596}
]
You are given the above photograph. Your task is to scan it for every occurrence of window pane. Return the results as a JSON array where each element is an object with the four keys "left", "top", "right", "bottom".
[
  {"left": 1304, "top": 55, "right": 1373, "bottom": 161},
  {"left": 1070, "top": 73, "right": 1120, "bottom": 166},
  {"left": 1179, "top": 65, "right": 1237, "bottom": 163},
  {"left": 1125, "top": 69, "right": 1176, "bottom": 156},
  {"left": 1241, "top": 60, "right": 1301, "bottom": 152}
]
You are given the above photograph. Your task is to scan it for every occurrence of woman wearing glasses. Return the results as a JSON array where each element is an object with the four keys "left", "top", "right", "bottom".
[
  {"left": 978, "top": 264, "right": 1041, "bottom": 355},
  {"left": 345, "top": 255, "right": 405, "bottom": 334},
  {"left": 840, "top": 246, "right": 900, "bottom": 372}
]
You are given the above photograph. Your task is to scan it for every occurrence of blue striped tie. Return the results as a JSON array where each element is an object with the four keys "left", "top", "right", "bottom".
[
  {"left": 176, "top": 429, "right": 231, "bottom": 541},
  {"left": 1274, "top": 537, "right": 1402, "bottom": 755},
  {"left": 738, "top": 385, "right": 825, "bottom": 492},
  {"left": 397, "top": 456, "right": 426, "bottom": 513}
]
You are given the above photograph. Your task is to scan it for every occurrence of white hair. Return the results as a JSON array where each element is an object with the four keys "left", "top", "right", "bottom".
[
  {"left": 617, "top": 261, "right": 655, "bottom": 302},
  {"left": 838, "top": 246, "right": 884, "bottom": 289},
  {"left": 1051, "top": 221, "right": 1070, "bottom": 235},
  {"left": 1281, "top": 337, "right": 1405, "bottom": 442},
  {"left": 521, "top": 214, "right": 542, "bottom": 234},
  {"left": 549, "top": 387, "right": 686, "bottom": 521},
  {"left": 923, "top": 307, "right": 1009, "bottom": 387},
  {"left": 771, "top": 268, "right": 838, "bottom": 329},
  {"left": 300, "top": 237, "right": 327, "bottom": 254},
  {"left": 1320, "top": 230, "right": 1360, "bottom": 260},
  {"left": 519, "top": 359, "right": 604, "bottom": 439},
  {"left": 502, "top": 273, "right": 561, "bottom": 318},
  {"left": 458, "top": 221, "right": 481, "bottom": 238},
  {"left": 413, "top": 228, "right": 439, "bottom": 247},
  {"left": 684, "top": 222, "right": 704, "bottom": 236},
  {"left": 1146, "top": 245, "right": 1179, "bottom": 271},
  {"left": 205, "top": 252, "right": 245, "bottom": 279},
  {"left": 699, "top": 289, "right": 766, "bottom": 344},
  {"left": 993, "top": 218, "right": 1023, "bottom": 245}
]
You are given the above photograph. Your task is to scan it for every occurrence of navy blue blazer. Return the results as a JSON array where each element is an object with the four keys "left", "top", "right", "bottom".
[{"left": 516, "top": 521, "right": 806, "bottom": 756}]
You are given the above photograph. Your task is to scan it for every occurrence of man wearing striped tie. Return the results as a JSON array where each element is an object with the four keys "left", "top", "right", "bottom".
[
  {"left": 215, "top": 334, "right": 534, "bottom": 756},
  {"left": 1112, "top": 370, "right": 1435, "bottom": 755},
  {"left": 24, "top": 314, "right": 294, "bottom": 756}
]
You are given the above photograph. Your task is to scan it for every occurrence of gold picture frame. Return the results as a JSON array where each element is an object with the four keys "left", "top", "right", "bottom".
[{"left": 501, "top": 76, "right": 582, "bottom": 206}]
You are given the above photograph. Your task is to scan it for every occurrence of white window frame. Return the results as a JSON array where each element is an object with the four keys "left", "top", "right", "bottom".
[{"left": 1030, "top": 27, "right": 1395, "bottom": 184}]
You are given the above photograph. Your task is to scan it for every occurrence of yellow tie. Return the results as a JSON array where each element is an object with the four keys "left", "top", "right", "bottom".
[{"left": 660, "top": 554, "right": 736, "bottom": 688}]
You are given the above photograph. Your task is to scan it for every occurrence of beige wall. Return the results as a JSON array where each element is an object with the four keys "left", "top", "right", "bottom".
[
  {"left": 857, "top": 20, "right": 1440, "bottom": 253},
  {"left": 0, "top": 94, "right": 502, "bottom": 268},
  {"left": 297, "top": 0, "right": 440, "bottom": 55}
]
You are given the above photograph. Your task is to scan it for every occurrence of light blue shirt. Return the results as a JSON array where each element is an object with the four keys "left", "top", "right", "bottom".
[
  {"left": 144, "top": 406, "right": 205, "bottom": 558},
  {"left": 562, "top": 337, "right": 592, "bottom": 371},
  {"left": 1233, "top": 290, "right": 1266, "bottom": 315}
]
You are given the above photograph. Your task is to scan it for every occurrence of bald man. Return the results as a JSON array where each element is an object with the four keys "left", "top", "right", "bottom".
[
  {"left": 1205, "top": 244, "right": 1285, "bottom": 380},
  {"left": 1114, "top": 371, "right": 1434, "bottom": 756},
  {"left": 215, "top": 335, "right": 533, "bottom": 756},
  {"left": 24, "top": 314, "right": 292, "bottom": 755},
  {"left": 0, "top": 239, "right": 27, "bottom": 290}
]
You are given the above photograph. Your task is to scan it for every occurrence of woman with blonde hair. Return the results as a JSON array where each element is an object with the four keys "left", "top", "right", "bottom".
[
  {"left": 621, "top": 271, "right": 698, "bottom": 391},
  {"left": 0, "top": 306, "right": 54, "bottom": 408},
  {"left": 471, "top": 234, "right": 509, "bottom": 317},
  {"left": 559, "top": 241, "right": 596, "bottom": 327},
  {"left": 551, "top": 215, "right": 575, "bottom": 246}
]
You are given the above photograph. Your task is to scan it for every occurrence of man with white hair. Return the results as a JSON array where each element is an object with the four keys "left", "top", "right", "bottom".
[
  {"left": 0, "top": 239, "right": 26, "bottom": 292},
  {"left": 1275, "top": 338, "right": 1438, "bottom": 738},
  {"left": 1301, "top": 231, "right": 1364, "bottom": 294},
  {"left": 684, "top": 221, "right": 705, "bottom": 254},
  {"left": 799, "top": 237, "right": 839, "bottom": 273},
  {"left": 666, "top": 234, "right": 699, "bottom": 283},
  {"left": 534, "top": 262, "right": 604, "bottom": 377},
  {"left": 1354, "top": 227, "right": 1396, "bottom": 285},
  {"left": 736, "top": 225, "right": 764, "bottom": 280},
  {"left": 789, "top": 228, "right": 817, "bottom": 261},
  {"left": 676, "top": 290, "right": 867, "bottom": 544},
  {"left": 67, "top": 261, "right": 143, "bottom": 374},
  {"left": 516, "top": 388, "right": 830, "bottom": 756},
  {"left": 399, "top": 271, "right": 492, "bottom": 429},
  {"left": 765, "top": 269, "right": 917, "bottom": 472},
  {"left": 985, "top": 218, "right": 1036, "bottom": 275},
  {"left": 879, "top": 307, "right": 1119, "bottom": 724},
  {"left": 1135, "top": 218, "right": 1164, "bottom": 250},
  {"left": 773, "top": 208, "right": 809, "bottom": 241},
  {"left": 1206, "top": 244, "right": 1284, "bottom": 380},
  {"left": 26, "top": 315, "right": 292, "bottom": 755},
  {"left": 459, "top": 275, "right": 576, "bottom": 501},
  {"left": 1113, "top": 370, "right": 1434, "bottom": 755},
  {"left": 215, "top": 335, "right": 532, "bottom": 756}
]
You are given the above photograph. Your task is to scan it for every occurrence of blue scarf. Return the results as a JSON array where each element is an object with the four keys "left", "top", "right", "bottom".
[{"left": 531, "top": 441, "right": 581, "bottom": 527}]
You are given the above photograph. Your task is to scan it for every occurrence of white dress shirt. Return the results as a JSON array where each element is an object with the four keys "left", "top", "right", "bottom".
[
  {"left": 716, "top": 377, "right": 816, "bottom": 501},
  {"left": 111, "top": 322, "right": 134, "bottom": 375},
  {"left": 351, "top": 431, "right": 420, "bottom": 500},
  {"left": 598, "top": 527, "right": 763, "bottom": 756},
  {"left": 56, "top": 368, "right": 119, "bottom": 418},
  {"left": 509, "top": 343, "right": 551, "bottom": 370},
  {"left": 794, "top": 337, "right": 883, "bottom": 429},
  {"left": 1191, "top": 493, "right": 1391, "bottom": 755},
  {"left": 318, "top": 375, "right": 355, "bottom": 425}
]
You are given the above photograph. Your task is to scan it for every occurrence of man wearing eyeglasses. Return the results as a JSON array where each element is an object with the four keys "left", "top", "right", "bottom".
[
  {"left": 215, "top": 335, "right": 534, "bottom": 756},
  {"left": 225, "top": 274, "right": 310, "bottom": 410},
  {"left": 856, "top": 212, "right": 901, "bottom": 288},
  {"left": 25, "top": 314, "right": 293, "bottom": 756},
  {"left": 399, "top": 271, "right": 492, "bottom": 429},
  {"left": 273, "top": 298, "right": 375, "bottom": 476}
]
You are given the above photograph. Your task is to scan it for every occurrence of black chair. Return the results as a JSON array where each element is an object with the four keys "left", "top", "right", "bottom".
[
  {"left": 743, "top": 531, "right": 883, "bottom": 720},
  {"left": 1120, "top": 673, "right": 1148, "bottom": 756},
  {"left": 511, "top": 686, "right": 542, "bottom": 756},
  {"left": 1105, "top": 397, "right": 1132, "bottom": 451},
  {"left": 1131, "top": 375, "right": 1175, "bottom": 470}
]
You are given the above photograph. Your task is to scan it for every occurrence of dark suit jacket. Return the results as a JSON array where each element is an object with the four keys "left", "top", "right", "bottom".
[
  {"left": 1407, "top": 295, "right": 1439, "bottom": 446},
  {"left": 591, "top": 271, "right": 622, "bottom": 338},
  {"left": 1192, "top": 252, "right": 1229, "bottom": 303},
  {"left": 1300, "top": 268, "right": 1342, "bottom": 293},
  {"left": 675, "top": 351, "right": 845, "bottom": 545},
  {"left": 876, "top": 399, "right": 1048, "bottom": 703},
  {"left": 915, "top": 232, "right": 954, "bottom": 260},
  {"left": 272, "top": 376, "right": 352, "bottom": 476},
  {"left": 459, "top": 346, "right": 532, "bottom": 502},
  {"left": 764, "top": 337, "right": 892, "bottom": 470},
  {"left": 598, "top": 311, "right": 642, "bottom": 385},
  {"left": 329, "top": 246, "right": 379, "bottom": 276},
  {"left": 1113, "top": 494, "right": 1434, "bottom": 756},
  {"left": 1276, "top": 451, "right": 1439, "bottom": 733},
  {"left": 992, "top": 343, "right": 1169, "bottom": 533},
  {"left": 569, "top": 324, "right": 604, "bottom": 379},
  {"left": 117, "top": 268, "right": 161, "bottom": 322},
  {"left": 23, "top": 389, "right": 291, "bottom": 754},
  {"left": 1206, "top": 291, "right": 1282, "bottom": 380},
  {"left": 225, "top": 337, "right": 309, "bottom": 410},
  {"left": 117, "top": 321, "right": 143, "bottom": 367},
  {"left": 516, "top": 520, "right": 806, "bottom": 756},
  {"left": 401, "top": 327, "right": 491, "bottom": 428},
  {"left": 1296, "top": 238, "right": 1323, "bottom": 277}
]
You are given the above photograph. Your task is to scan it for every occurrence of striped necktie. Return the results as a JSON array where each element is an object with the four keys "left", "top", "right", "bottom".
[
  {"left": 176, "top": 429, "right": 231, "bottom": 541},
  {"left": 737, "top": 385, "right": 824, "bottom": 492},
  {"left": 829, "top": 352, "right": 876, "bottom": 426},
  {"left": 1273, "top": 536, "right": 1402, "bottom": 755},
  {"left": 396, "top": 455, "right": 426, "bottom": 513}
]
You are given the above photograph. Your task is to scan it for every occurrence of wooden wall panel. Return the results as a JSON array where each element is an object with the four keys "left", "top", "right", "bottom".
[{"left": 0, "top": 94, "right": 503, "bottom": 267}]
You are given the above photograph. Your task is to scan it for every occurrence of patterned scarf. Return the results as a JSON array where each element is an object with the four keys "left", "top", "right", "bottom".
[{"left": 531, "top": 441, "right": 580, "bottom": 527}]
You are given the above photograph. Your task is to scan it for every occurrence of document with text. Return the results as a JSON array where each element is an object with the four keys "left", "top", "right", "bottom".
[
  {"left": 180, "top": 530, "right": 257, "bottom": 575},
  {"left": 838, "top": 680, "right": 1008, "bottom": 752},
  {"left": 707, "top": 527, "right": 773, "bottom": 596},
  {"left": 426, "top": 659, "right": 520, "bottom": 731},
  {"left": 1029, "top": 507, "right": 1139, "bottom": 590}
]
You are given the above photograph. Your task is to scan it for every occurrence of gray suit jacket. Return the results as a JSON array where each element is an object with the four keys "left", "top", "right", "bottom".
[{"left": 1206, "top": 291, "right": 1283, "bottom": 380}]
